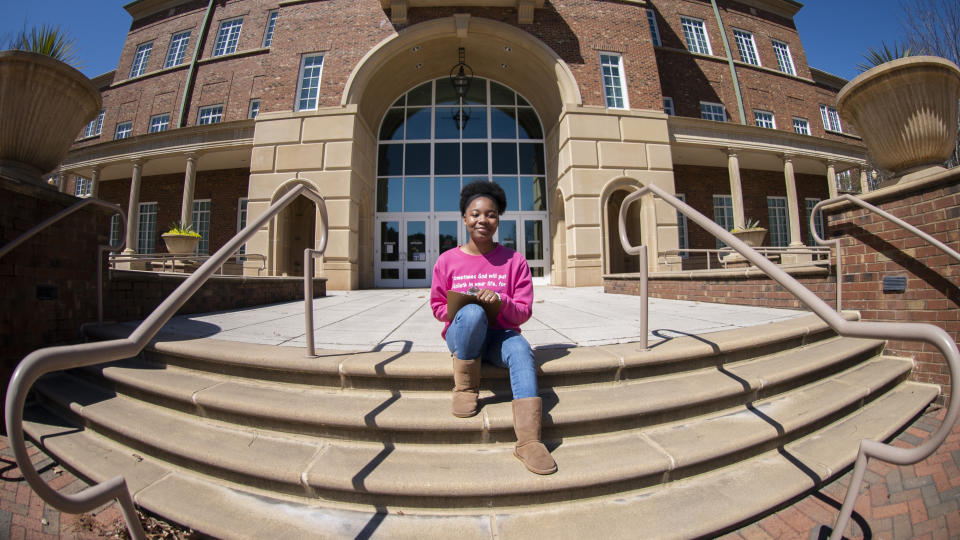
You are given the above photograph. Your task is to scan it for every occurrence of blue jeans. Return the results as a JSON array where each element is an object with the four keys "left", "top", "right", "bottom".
[{"left": 445, "top": 303, "right": 538, "bottom": 399}]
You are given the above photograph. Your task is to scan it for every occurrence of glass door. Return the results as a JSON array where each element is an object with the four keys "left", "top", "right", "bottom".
[{"left": 403, "top": 215, "right": 430, "bottom": 287}]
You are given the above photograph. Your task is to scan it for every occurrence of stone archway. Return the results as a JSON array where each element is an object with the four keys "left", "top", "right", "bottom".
[
  {"left": 605, "top": 189, "right": 643, "bottom": 274},
  {"left": 275, "top": 195, "right": 316, "bottom": 277}
]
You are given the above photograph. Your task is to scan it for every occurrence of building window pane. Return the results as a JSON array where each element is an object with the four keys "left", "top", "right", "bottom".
[
  {"left": 115, "top": 122, "right": 132, "bottom": 140},
  {"left": 663, "top": 96, "right": 675, "bottom": 116},
  {"left": 237, "top": 198, "right": 248, "bottom": 257},
  {"left": 681, "top": 17, "right": 712, "bottom": 55},
  {"left": 110, "top": 214, "right": 121, "bottom": 252},
  {"left": 767, "top": 196, "right": 790, "bottom": 247},
  {"left": 793, "top": 117, "right": 810, "bottom": 135},
  {"left": 772, "top": 40, "right": 795, "bottom": 75},
  {"left": 248, "top": 99, "right": 260, "bottom": 119},
  {"left": 820, "top": 105, "right": 842, "bottom": 133},
  {"left": 149, "top": 114, "right": 170, "bottom": 133},
  {"left": 74, "top": 177, "right": 92, "bottom": 197},
  {"left": 647, "top": 9, "right": 661, "bottom": 47},
  {"left": 83, "top": 109, "right": 105, "bottom": 138},
  {"left": 164, "top": 31, "right": 190, "bottom": 68},
  {"left": 599, "top": 52, "right": 628, "bottom": 109},
  {"left": 734, "top": 30, "right": 760, "bottom": 66},
  {"left": 713, "top": 194, "right": 734, "bottom": 248},
  {"left": 754, "top": 110, "right": 775, "bottom": 129},
  {"left": 263, "top": 10, "right": 279, "bottom": 48},
  {"left": 192, "top": 199, "right": 211, "bottom": 254},
  {"left": 129, "top": 42, "right": 152, "bottom": 78},
  {"left": 198, "top": 105, "right": 223, "bottom": 125},
  {"left": 805, "top": 198, "right": 824, "bottom": 246},
  {"left": 137, "top": 202, "right": 158, "bottom": 254},
  {"left": 296, "top": 54, "right": 324, "bottom": 111},
  {"left": 213, "top": 18, "right": 243, "bottom": 57},
  {"left": 700, "top": 102, "right": 726, "bottom": 122},
  {"left": 677, "top": 193, "right": 689, "bottom": 258}
]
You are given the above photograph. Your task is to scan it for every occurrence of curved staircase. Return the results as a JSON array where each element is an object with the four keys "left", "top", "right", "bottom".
[{"left": 22, "top": 313, "right": 937, "bottom": 539}]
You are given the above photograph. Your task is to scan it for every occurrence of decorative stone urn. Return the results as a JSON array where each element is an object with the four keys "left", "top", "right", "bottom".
[
  {"left": 0, "top": 50, "right": 102, "bottom": 185},
  {"left": 836, "top": 56, "right": 960, "bottom": 184},
  {"left": 161, "top": 234, "right": 200, "bottom": 255},
  {"left": 731, "top": 228, "right": 767, "bottom": 247}
]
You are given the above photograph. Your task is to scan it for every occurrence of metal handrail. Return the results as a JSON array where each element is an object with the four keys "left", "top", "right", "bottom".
[
  {"left": 0, "top": 198, "right": 126, "bottom": 323},
  {"left": 657, "top": 246, "right": 831, "bottom": 270},
  {"left": 618, "top": 184, "right": 958, "bottom": 540},
  {"left": 810, "top": 193, "right": 960, "bottom": 312},
  {"left": 4, "top": 183, "right": 327, "bottom": 539}
]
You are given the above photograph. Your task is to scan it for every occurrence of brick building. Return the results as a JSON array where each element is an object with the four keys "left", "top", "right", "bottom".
[{"left": 59, "top": 0, "right": 869, "bottom": 290}]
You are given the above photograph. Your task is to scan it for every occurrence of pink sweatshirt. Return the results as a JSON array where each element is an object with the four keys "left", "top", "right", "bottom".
[{"left": 430, "top": 244, "right": 533, "bottom": 338}]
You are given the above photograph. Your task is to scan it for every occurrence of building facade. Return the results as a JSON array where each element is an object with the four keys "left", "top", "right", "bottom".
[{"left": 60, "top": 0, "right": 870, "bottom": 290}]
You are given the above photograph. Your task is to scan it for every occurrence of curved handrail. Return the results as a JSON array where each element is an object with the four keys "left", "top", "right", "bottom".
[
  {"left": 618, "top": 184, "right": 958, "bottom": 540},
  {"left": 810, "top": 193, "right": 960, "bottom": 312},
  {"left": 0, "top": 198, "right": 127, "bottom": 323},
  {"left": 4, "top": 183, "right": 327, "bottom": 540}
]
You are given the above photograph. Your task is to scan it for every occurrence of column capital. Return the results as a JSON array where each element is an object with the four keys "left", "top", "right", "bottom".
[
  {"left": 781, "top": 153, "right": 796, "bottom": 163},
  {"left": 726, "top": 147, "right": 740, "bottom": 158}
]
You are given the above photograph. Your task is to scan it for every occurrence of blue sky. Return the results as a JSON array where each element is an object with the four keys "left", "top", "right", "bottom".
[{"left": 1, "top": 0, "right": 907, "bottom": 81}]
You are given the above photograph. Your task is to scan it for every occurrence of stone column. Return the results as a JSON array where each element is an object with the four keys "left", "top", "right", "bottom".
[
  {"left": 826, "top": 161, "right": 838, "bottom": 199},
  {"left": 58, "top": 169, "right": 70, "bottom": 194},
  {"left": 783, "top": 154, "right": 804, "bottom": 249},
  {"left": 727, "top": 149, "right": 746, "bottom": 229},
  {"left": 122, "top": 160, "right": 144, "bottom": 255},
  {"left": 859, "top": 167, "right": 870, "bottom": 194},
  {"left": 180, "top": 153, "right": 198, "bottom": 226},
  {"left": 90, "top": 166, "right": 102, "bottom": 198}
]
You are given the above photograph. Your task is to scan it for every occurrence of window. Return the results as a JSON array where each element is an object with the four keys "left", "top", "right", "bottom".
[
  {"left": 237, "top": 198, "right": 248, "bottom": 258},
  {"left": 700, "top": 102, "right": 726, "bottom": 122},
  {"left": 248, "top": 99, "right": 261, "bottom": 118},
  {"left": 82, "top": 109, "right": 104, "bottom": 138},
  {"left": 646, "top": 9, "right": 661, "bottom": 47},
  {"left": 599, "top": 52, "right": 629, "bottom": 109},
  {"left": 681, "top": 17, "right": 712, "bottom": 55},
  {"left": 820, "top": 105, "right": 842, "bottom": 133},
  {"left": 148, "top": 114, "right": 170, "bottom": 133},
  {"left": 713, "top": 194, "right": 733, "bottom": 248},
  {"left": 772, "top": 40, "right": 795, "bottom": 75},
  {"left": 754, "top": 110, "right": 775, "bottom": 129},
  {"left": 296, "top": 54, "right": 325, "bottom": 111},
  {"left": 109, "top": 214, "right": 122, "bottom": 252},
  {"left": 115, "top": 121, "right": 132, "bottom": 140},
  {"left": 192, "top": 199, "right": 211, "bottom": 254},
  {"left": 129, "top": 42, "right": 152, "bottom": 78},
  {"left": 263, "top": 10, "right": 279, "bottom": 48},
  {"left": 137, "top": 202, "right": 158, "bottom": 254},
  {"left": 805, "top": 198, "right": 824, "bottom": 246},
  {"left": 793, "top": 117, "right": 810, "bottom": 135},
  {"left": 213, "top": 18, "right": 243, "bottom": 56},
  {"left": 198, "top": 105, "right": 224, "bottom": 125},
  {"left": 767, "top": 196, "right": 790, "bottom": 247},
  {"left": 676, "top": 193, "right": 689, "bottom": 258},
  {"left": 733, "top": 30, "right": 760, "bottom": 66},
  {"left": 74, "top": 177, "right": 92, "bottom": 197},
  {"left": 164, "top": 31, "right": 191, "bottom": 68},
  {"left": 663, "top": 96, "right": 675, "bottom": 116}
]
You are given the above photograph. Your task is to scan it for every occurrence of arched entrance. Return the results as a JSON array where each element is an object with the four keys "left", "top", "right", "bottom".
[
  {"left": 373, "top": 76, "right": 549, "bottom": 287},
  {"left": 275, "top": 195, "right": 316, "bottom": 276},
  {"left": 605, "top": 189, "right": 643, "bottom": 274}
]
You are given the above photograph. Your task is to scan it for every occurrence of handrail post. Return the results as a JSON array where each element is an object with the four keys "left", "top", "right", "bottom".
[
  {"left": 304, "top": 248, "right": 316, "bottom": 357},
  {"left": 639, "top": 245, "right": 648, "bottom": 350}
]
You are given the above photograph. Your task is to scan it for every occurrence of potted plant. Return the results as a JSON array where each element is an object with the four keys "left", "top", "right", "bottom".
[
  {"left": 730, "top": 218, "right": 767, "bottom": 247},
  {"left": 161, "top": 222, "right": 202, "bottom": 254},
  {"left": 837, "top": 46, "right": 960, "bottom": 184},
  {"left": 0, "top": 25, "right": 102, "bottom": 186}
]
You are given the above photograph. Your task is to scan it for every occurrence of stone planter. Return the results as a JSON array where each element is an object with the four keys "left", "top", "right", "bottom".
[
  {"left": 161, "top": 234, "right": 200, "bottom": 255},
  {"left": 0, "top": 51, "right": 102, "bottom": 185},
  {"left": 837, "top": 56, "right": 960, "bottom": 183},
  {"left": 731, "top": 228, "right": 767, "bottom": 247}
]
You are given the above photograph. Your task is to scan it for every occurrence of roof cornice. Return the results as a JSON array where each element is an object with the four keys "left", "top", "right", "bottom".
[
  {"left": 734, "top": 0, "right": 803, "bottom": 20},
  {"left": 124, "top": 0, "right": 195, "bottom": 22}
]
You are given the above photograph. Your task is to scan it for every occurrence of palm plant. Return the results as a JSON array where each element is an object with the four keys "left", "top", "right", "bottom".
[
  {"left": 856, "top": 42, "right": 914, "bottom": 72},
  {"left": 6, "top": 24, "right": 81, "bottom": 68}
]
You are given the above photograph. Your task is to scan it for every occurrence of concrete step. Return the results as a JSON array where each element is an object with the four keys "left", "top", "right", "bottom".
[
  {"left": 24, "top": 380, "right": 938, "bottom": 539},
  {"left": 32, "top": 354, "right": 916, "bottom": 507},
  {"left": 74, "top": 335, "right": 884, "bottom": 442}
]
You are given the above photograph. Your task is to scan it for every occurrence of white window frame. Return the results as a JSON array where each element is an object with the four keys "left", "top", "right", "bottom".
[
  {"left": 83, "top": 109, "right": 105, "bottom": 138},
  {"left": 676, "top": 193, "right": 689, "bottom": 258},
  {"left": 248, "top": 99, "right": 261, "bottom": 119},
  {"left": 129, "top": 42, "right": 153, "bottom": 78},
  {"left": 164, "top": 30, "right": 191, "bottom": 68},
  {"left": 700, "top": 101, "right": 726, "bottom": 122},
  {"left": 754, "top": 110, "right": 775, "bottom": 129},
  {"left": 137, "top": 202, "right": 158, "bottom": 254},
  {"left": 733, "top": 29, "right": 760, "bottom": 66},
  {"left": 681, "top": 17, "right": 712, "bottom": 55},
  {"left": 772, "top": 39, "right": 796, "bottom": 76},
  {"left": 263, "top": 10, "right": 279, "bottom": 48},
  {"left": 237, "top": 198, "right": 249, "bottom": 257},
  {"left": 646, "top": 9, "right": 661, "bottom": 47},
  {"left": 109, "top": 214, "right": 122, "bottom": 252},
  {"left": 148, "top": 114, "right": 170, "bottom": 133},
  {"left": 793, "top": 117, "right": 810, "bottom": 135},
  {"left": 663, "top": 96, "right": 675, "bottom": 116},
  {"left": 713, "top": 194, "right": 734, "bottom": 248},
  {"left": 805, "top": 198, "right": 824, "bottom": 246},
  {"left": 74, "top": 176, "right": 92, "bottom": 198},
  {"left": 599, "top": 52, "right": 629, "bottom": 109},
  {"left": 213, "top": 18, "right": 243, "bottom": 57},
  {"left": 820, "top": 105, "right": 842, "bottom": 133},
  {"left": 198, "top": 104, "right": 224, "bottom": 125},
  {"left": 114, "top": 121, "right": 132, "bottom": 140},
  {"left": 767, "top": 196, "right": 790, "bottom": 247},
  {"left": 192, "top": 199, "right": 212, "bottom": 255},
  {"left": 296, "top": 54, "right": 325, "bottom": 111}
]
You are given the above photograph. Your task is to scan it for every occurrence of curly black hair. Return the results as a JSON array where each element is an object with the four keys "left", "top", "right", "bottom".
[{"left": 459, "top": 180, "right": 507, "bottom": 216}]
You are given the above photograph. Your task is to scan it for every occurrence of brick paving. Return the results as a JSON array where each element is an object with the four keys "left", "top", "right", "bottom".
[{"left": 1, "top": 407, "right": 957, "bottom": 539}]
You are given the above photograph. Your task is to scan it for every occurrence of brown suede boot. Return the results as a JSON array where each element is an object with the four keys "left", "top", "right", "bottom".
[
  {"left": 512, "top": 397, "right": 557, "bottom": 475},
  {"left": 452, "top": 355, "right": 482, "bottom": 418}
]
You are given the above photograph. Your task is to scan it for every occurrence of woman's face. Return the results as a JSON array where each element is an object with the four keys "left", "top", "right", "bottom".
[{"left": 463, "top": 195, "right": 499, "bottom": 244}]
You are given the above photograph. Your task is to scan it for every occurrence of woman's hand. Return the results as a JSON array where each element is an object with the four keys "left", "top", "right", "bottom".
[{"left": 475, "top": 288, "right": 502, "bottom": 306}]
